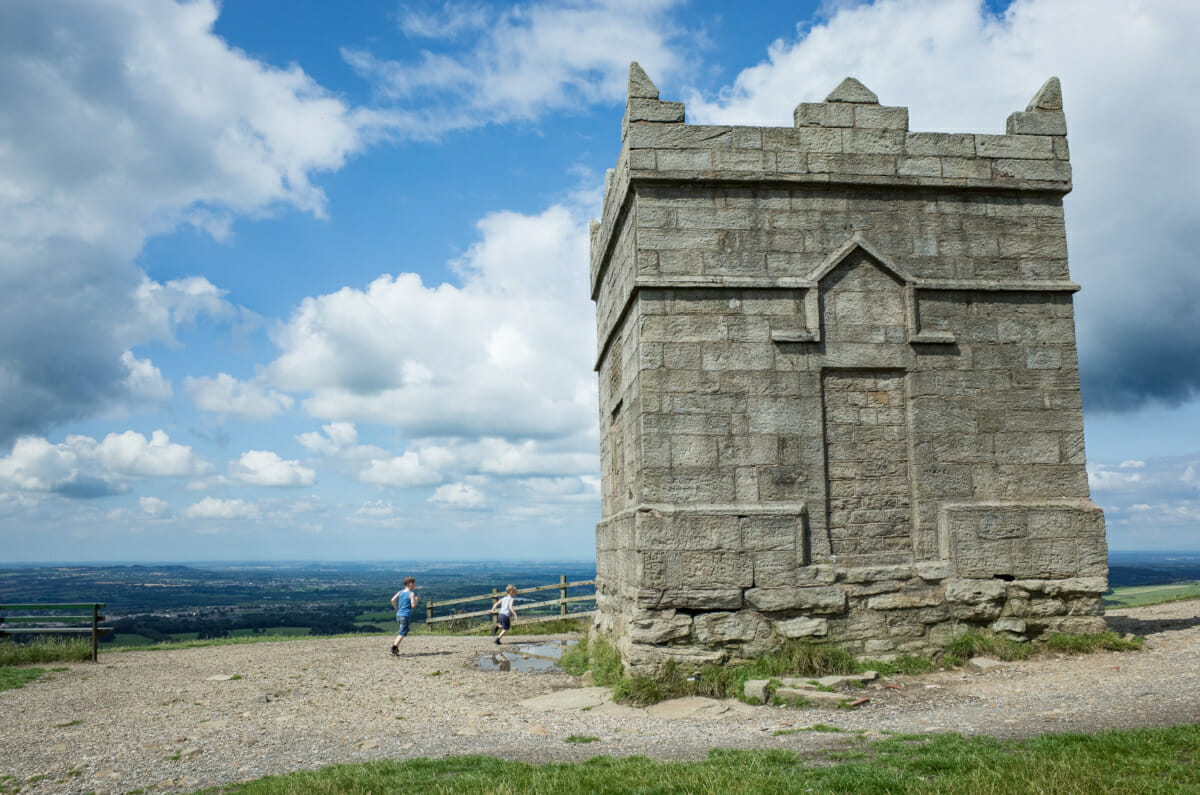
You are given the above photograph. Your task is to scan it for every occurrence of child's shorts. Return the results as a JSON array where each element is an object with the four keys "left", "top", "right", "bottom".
[
  {"left": 396, "top": 615, "right": 412, "bottom": 637},
  {"left": 497, "top": 613, "right": 512, "bottom": 631}
]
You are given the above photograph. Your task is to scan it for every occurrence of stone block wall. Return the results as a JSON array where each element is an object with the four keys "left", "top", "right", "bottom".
[{"left": 591, "top": 66, "right": 1107, "bottom": 675}]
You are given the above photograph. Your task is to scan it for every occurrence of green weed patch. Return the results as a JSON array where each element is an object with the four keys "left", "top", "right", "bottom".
[{"left": 0, "top": 665, "right": 47, "bottom": 692}]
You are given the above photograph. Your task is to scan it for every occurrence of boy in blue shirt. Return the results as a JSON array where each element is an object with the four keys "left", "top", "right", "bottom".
[{"left": 390, "top": 576, "right": 418, "bottom": 656}]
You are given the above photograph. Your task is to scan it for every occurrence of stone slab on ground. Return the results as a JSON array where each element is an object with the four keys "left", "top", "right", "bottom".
[
  {"left": 967, "top": 657, "right": 1006, "bottom": 674},
  {"left": 646, "top": 696, "right": 730, "bottom": 720},
  {"left": 520, "top": 686, "right": 613, "bottom": 711},
  {"left": 774, "top": 688, "right": 850, "bottom": 708}
]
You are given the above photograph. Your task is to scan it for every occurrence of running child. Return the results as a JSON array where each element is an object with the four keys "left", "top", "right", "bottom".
[
  {"left": 489, "top": 584, "right": 518, "bottom": 644},
  {"left": 390, "top": 576, "right": 418, "bottom": 656}
]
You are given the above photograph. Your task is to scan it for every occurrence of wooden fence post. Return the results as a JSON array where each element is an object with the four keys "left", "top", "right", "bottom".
[
  {"left": 560, "top": 575, "right": 567, "bottom": 617},
  {"left": 491, "top": 588, "right": 499, "bottom": 631},
  {"left": 427, "top": 601, "right": 433, "bottom": 624},
  {"left": 91, "top": 603, "right": 100, "bottom": 662}
]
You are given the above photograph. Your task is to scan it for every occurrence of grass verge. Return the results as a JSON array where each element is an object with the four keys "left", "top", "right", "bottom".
[
  {"left": 0, "top": 637, "right": 93, "bottom": 666},
  {"left": 204, "top": 724, "right": 1200, "bottom": 794}
]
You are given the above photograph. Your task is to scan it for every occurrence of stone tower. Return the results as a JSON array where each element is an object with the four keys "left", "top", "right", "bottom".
[{"left": 590, "top": 65, "right": 1107, "bottom": 675}]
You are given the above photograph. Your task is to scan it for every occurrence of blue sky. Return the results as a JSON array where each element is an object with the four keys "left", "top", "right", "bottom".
[{"left": 2, "top": 0, "right": 1198, "bottom": 562}]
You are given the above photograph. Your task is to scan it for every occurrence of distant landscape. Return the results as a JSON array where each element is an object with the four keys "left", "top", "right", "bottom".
[
  {"left": 0, "top": 561, "right": 596, "bottom": 646},
  {"left": 2, "top": 553, "right": 1196, "bottom": 647}
]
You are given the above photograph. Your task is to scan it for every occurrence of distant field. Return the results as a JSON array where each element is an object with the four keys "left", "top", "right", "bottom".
[
  {"left": 111, "top": 633, "right": 156, "bottom": 646},
  {"left": 109, "top": 626, "right": 315, "bottom": 647},
  {"left": 355, "top": 610, "right": 395, "bottom": 623},
  {"left": 1105, "top": 583, "right": 1200, "bottom": 609}
]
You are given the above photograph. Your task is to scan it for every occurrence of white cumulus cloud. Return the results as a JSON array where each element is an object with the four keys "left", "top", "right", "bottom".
[
  {"left": 0, "top": 430, "right": 212, "bottom": 498},
  {"left": 140, "top": 496, "right": 171, "bottom": 518},
  {"left": 269, "top": 203, "right": 597, "bottom": 441},
  {"left": 185, "top": 373, "right": 295, "bottom": 421},
  {"left": 182, "top": 496, "right": 258, "bottom": 519},
  {"left": 229, "top": 450, "right": 316, "bottom": 487},
  {"left": 358, "top": 452, "right": 446, "bottom": 489},
  {"left": 429, "top": 482, "right": 486, "bottom": 509}
]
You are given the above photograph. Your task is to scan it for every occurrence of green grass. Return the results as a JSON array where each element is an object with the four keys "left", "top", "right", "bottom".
[
  {"left": 1042, "top": 631, "right": 1144, "bottom": 654},
  {"left": 563, "top": 735, "right": 600, "bottom": 744},
  {"left": 202, "top": 724, "right": 1200, "bottom": 794},
  {"left": 0, "top": 666, "right": 48, "bottom": 692},
  {"left": 559, "top": 631, "right": 623, "bottom": 685},
  {"left": 228, "top": 626, "right": 311, "bottom": 638},
  {"left": 1104, "top": 584, "right": 1200, "bottom": 609},
  {"left": 945, "top": 630, "right": 1036, "bottom": 662},
  {"left": 0, "top": 636, "right": 93, "bottom": 665}
]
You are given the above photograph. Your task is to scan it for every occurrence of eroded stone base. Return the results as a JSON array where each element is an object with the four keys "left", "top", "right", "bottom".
[{"left": 596, "top": 562, "right": 1107, "bottom": 676}]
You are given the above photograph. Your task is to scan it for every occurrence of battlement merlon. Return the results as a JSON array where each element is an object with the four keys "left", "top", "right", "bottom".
[{"left": 590, "top": 68, "right": 1071, "bottom": 300}]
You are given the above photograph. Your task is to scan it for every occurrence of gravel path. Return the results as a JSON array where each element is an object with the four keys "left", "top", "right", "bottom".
[{"left": 2, "top": 600, "right": 1198, "bottom": 794}]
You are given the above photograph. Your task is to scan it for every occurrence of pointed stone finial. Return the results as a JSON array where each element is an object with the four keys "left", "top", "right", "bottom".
[
  {"left": 1008, "top": 77, "right": 1067, "bottom": 135},
  {"left": 628, "top": 62, "right": 659, "bottom": 100},
  {"left": 1026, "top": 77, "right": 1063, "bottom": 111},
  {"left": 826, "top": 77, "right": 878, "bottom": 104}
]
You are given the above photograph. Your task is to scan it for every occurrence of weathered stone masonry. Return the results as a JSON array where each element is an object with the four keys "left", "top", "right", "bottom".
[{"left": 590, "top": 65, "right": 1107, "bottom": 675}]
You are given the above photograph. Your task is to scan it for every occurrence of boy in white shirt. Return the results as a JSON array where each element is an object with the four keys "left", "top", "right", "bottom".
[{"left": 489, "top": 584, "right": 518, "bottom": 644}]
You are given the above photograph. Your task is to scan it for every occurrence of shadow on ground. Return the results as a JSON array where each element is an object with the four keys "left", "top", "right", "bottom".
[{"left": 1106, "top": 614, "right": 1200, "bottom": 635}]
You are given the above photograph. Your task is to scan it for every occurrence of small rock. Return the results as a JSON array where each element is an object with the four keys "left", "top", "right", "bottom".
[
  {"left": 743, "top": 679, "right": 771, "bottom": 702},
  {"left": 527, "top": 725, "right": 550, "bottom": 736},
  {"left": 967, "top": 657, "right": 1006, "bottom": 674},
  {"left": 774, "top": 688, "right": 848, "bottom": 708},
  {"left": 581, "top": 670, "right": 595, "bottom": 686},
  {"left": 813, "top": 671, "right": 877, "bottom": 688},
  {"left": 360, "top": 739, "right": 379, "bottom": 749},
  {"left": 180, "top": 747, "right": 202, "bottom": 760}
]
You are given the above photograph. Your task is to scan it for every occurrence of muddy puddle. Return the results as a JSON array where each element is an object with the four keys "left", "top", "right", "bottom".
[{"left": 476, "top": 639, "right": 576, "bottom": 673}]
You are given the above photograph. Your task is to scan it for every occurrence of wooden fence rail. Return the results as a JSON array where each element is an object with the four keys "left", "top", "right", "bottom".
[
  {"left": 0, "top": 603, "right": 113, "bottom": 662},
  {"left": 425, "top": 576, "right": 595, "bottom": 627}
]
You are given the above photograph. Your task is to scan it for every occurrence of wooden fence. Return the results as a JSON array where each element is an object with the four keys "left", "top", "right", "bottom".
[
  {"left": 0, "top": 603, "right": 113, "bottom": 661},
  {"left": 425, "top": 576, "right": 595, "bottom": 628}
]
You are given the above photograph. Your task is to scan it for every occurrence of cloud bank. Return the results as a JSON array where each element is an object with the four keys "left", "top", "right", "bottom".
[{"left": 0, "top": 0, "right": 382, "bottom": 443}]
